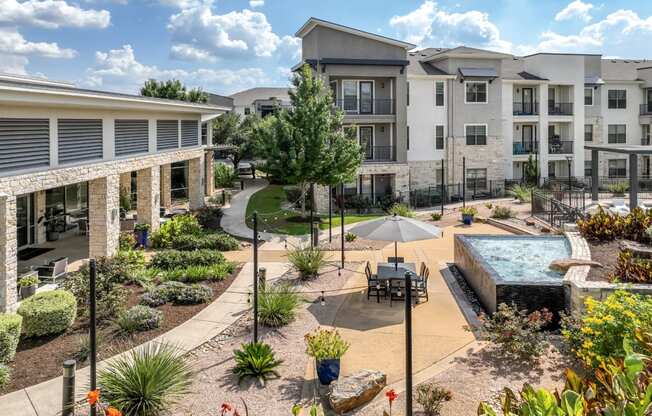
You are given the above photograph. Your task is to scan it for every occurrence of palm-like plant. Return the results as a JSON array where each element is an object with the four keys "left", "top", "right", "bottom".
[
  {"left": 287, "top": 246, "right": 325, "bottom": 279},
  {"left": 232, "top": 342, "right": 282, "bottom": 386},
  {"left": 98, "top": 343, "right": 192, "bottom": 416},
  {"left": 508, "top": 184, "right": 533, "bottom": 203}
]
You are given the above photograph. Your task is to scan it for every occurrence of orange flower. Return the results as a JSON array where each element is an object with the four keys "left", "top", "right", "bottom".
[
  {"left": 87, "top": 390, "right": 100, "bottom": 406},
  {"left": 220, "top": 403, "right": 233, "bottom": 415},
  {"left": 386, "top": 389, "right": 397, "bottom": 403},
  {"left": 105, "top": 407, "right": 122, "bottom": 416}
]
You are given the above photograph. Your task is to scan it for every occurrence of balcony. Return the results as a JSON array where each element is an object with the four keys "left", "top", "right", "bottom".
[
  {"left": 513, "top": 102, "right": 539, "bottom": 116},
  {"left": 513, "top": 141, "right": 538, "bottom": 155},
  {"left": 362, "top": 146, "right": 396, "bottom": 162},
  {"left": 335, "top": 99, "right": 395, "bottom": 115},
  {"left": 549, "top": 140, "right": 574, "bottom": 154},
  {"left": 643, "top": 137, "right": 651, "bottom": 146},
  {"left": 548, "top": 102, "right": 573, "bottom": 116},
  {"left": 641, "top": 104, "right": 652, "bottom": 115}
]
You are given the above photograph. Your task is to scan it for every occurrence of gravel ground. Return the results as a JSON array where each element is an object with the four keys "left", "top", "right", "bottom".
[{"left": 168, "top": 263, "right": 361, "bottom": 416}]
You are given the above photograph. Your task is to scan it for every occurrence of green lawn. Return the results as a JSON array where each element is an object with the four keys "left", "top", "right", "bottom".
[{"left": 245, "top": 185, "right": 381, "bottom": 235}]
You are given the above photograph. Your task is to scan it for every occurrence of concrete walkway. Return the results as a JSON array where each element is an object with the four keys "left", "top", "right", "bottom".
[{"left": 219, "top": 178, "right": 275, "bottom": 240}]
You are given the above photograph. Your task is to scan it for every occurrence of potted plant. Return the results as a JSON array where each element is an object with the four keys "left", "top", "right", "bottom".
[
  {"left": 19, "top": 275, "right": 39, "bottom": 299},
  {"left": 305, "top": 328, "right": 349, "bottom": 385},
  {"left": 45, "top": 213, "right": 66, "bottom": 241},
  {"left": 134, "top": 223, "right": 151, "bottom": 248},
  {"left": 460, "top": 207, "right": 478, "bottom": 225}
]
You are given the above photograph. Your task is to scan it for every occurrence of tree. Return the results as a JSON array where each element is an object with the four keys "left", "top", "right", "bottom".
[
  {"left": 524, "top": 154, "right": 539, "bottom": 185},
  {"left": 212, "top": 112, "right": 260, "bottom": 174},
  {"left": 255, "top": 65, "right": 362, "bottom": 216},
  {"left": 140, "top": 79, "right": 208, "bottom": 103}
]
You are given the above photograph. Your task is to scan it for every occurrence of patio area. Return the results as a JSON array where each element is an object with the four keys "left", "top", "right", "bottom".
[{"left": 17, "top": 235, "right": 89, "bottom": 275}]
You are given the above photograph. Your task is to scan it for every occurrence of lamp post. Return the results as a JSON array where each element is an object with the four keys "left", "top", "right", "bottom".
[
  {"left": 404, "top": 271, "right": 413, "bottom": 416},
  {"left": 462, "top": 157, "right": 466, "bottom": 208},
  {"left": 566, "top": 156, "right": 572, "bottom": 205},
  {"left": 89, "top": 259, "right": 97, "bottom": 416},
  {"left": 328, "top": 186, "right": 332, "bottom": 243},
  {"left": 440, "top": 159, "right": 445, "bottom": 217},
  {"left": 252, "top": 211, "right": 259, "bottom": 343}
]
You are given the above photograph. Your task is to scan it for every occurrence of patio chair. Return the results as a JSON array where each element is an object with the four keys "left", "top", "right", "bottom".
[
  {"left": 419, "top": 262, "right": 426, "bottom": 277},
  {"left": 35, "top": 257, "right": 68, "bottom": 282},
  {"left": 389, "top": 279, "right": 406, "bottom": 307},
  {"left": 415, "top": 268, "right": 429, "bottom": 302},
  {"left": 365, "top": 262, "right": 386, "bottom": 303},
  {"left": 387, "top": 257, "right": 405, "bottom": 264}
]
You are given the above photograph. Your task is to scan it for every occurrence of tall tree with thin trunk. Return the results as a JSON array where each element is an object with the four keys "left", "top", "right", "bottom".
[
  {"left": 212, "top": 112, "right": 260, "bottom": 171},
  {"left": 256, "top": 65, "right": 362, "bottom": 216}
]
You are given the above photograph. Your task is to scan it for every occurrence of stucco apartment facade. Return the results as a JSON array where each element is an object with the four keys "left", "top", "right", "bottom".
[
  {"left": 0, "top": 74, "right": 228, "bottom": 311},
  {"left": 229, "top": 87, "right": 291, "bottom": 118}
]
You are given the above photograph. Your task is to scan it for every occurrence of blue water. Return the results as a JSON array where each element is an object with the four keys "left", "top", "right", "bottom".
[{"left": 465, "top": 236, "right": 571, "bottom": 282}]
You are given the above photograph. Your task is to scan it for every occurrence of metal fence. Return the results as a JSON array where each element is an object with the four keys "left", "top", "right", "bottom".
[
  {"left": 402, "top": 180, "right": 511, "bottom": 209},
  {"left": 543, "top": 176, "right": 652, "bottom": 200},
  {"left": 531, "top": 189, "right": 584, "bottom": 229}
]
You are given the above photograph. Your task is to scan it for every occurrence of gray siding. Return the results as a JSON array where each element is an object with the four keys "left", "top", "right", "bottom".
[
  {"left": 157, "top": 120, "right": 179, "bottom": 151},
  {"left": 0, "top": 118, "right": 49, "bottom": 173},
  {"left": 58, "top": 119, "right": 103, "bottom": 164},
  {"left": 115, "top": 119, "right": 149, "bottom": 156},
  {"left": 302, "top": 26, "right": 407, "bottom": 61},
  {"left": 181, "top": 120, "right": 199, "bottom": 147}
]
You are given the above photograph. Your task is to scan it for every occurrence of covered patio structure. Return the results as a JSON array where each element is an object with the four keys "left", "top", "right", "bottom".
[{"left": 585, "top": 144, "right": 652, "bottom": 209}]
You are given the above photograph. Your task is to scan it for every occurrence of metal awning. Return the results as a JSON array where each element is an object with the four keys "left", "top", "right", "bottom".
[{"left": 458, "top": 67, "right": 498, "bottom": 79}]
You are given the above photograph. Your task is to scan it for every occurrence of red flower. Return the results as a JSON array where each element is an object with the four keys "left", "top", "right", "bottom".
[
  {"left": 87, "top": 390, "right": 100, "bottom": 406},
  {"left": 105, "top": 407, "right": 122, "bottom": 416},
  {"left": 386, "top": 389, "right": 397, "bottom": 403},
  {"left": 220, "top": 403, "right": 233, "bottom": 415}
]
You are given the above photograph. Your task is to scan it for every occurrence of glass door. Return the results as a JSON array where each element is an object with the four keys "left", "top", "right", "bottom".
[
  {"left": 17, "top": 194, "right": 34, "bottom": 249},
  {"left": 522, "top": 125, "right": 534, "bottom": 151},
  {"left": 522, "top": 88, "right": 533, "bottom": 114},
  {"left": 342, "top": 80, "right": 357, "bottom": 113},
  {"left": 647, "top": 89, "right": 652, "bottom": 108},
  {"left": 359, "top": 81, "right": 373, "bottom": 114},
  {"left": 359, "top": 126, "right": 374, "bottom": 160}
]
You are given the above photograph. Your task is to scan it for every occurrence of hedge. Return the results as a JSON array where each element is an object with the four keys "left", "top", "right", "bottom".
[
  {"left": 17, "top": 290, "right": 77, "bottom": 338},
  {"left": 0, "top": 313, "right": 22, "bottom": 363},
  {"left": 150, "top": 249, "right": 226, "bottom": 270},
  {"left": 171, "top": 233, "right": 240, "bottom": 251}
]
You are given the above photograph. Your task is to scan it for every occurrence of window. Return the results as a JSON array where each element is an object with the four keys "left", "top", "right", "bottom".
[
  {"left": 465, "top": 81, "right": 487, "bottom": 103},
  {"left": 407, "top": 126, "right": 410, "bottom": 150},
  {"left": 465, "top": 124, "right": 487, "bottom": 145},
  {"left": 244, "top": 107, "right": 251, "bottom": 115},
  {"left": 435, "top": 81, "right": 444, "bottom": 106},
  {"left": 608, "top": 89, "right": 627, "bottom": 109},
  {"left": 343, "top": 80, "right": 358, "bottom": 111},
  {"left": 584, "top": 124, "right": 593, "bottom": 142},
  {"left": 584, "top": 88, "right": 593, "bottom": 106},
  {"left": 608, "top": 124, "right": 626, "bottom": 144},
  {"left": 548, "top": 161, "right": 556, "bottom": 178},
  {"left": 608, "top": 159, "right": 627, "bottom": 178},
  {"left": 585, "top": 160, "right": 592, "bottom": 177},
  {"left": 466, "top": 168, "right": 487, "bottom": 189},
  {"left": 435, "top": 125, "right": 444, "bottom": 149}
]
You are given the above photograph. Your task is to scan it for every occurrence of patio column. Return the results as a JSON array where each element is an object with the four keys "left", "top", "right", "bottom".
[
  {"left": 0, "top": 194, "right": 18, "bottom": 312},
  {"left": 136, "top": 167, "right": 160, "bottom": 233},
  {"left": 205, "top": 150, "right": 215, "bottom": 196},
  {"left": 34, "top": 190, "right": 47, "bottom": 244},
  {"left": 160, "top": 164, "right": 171, "bottom": 210},
  {"left": 188, "top": 156, "right": 204, "bottom": 210},
  {"left": 630, "top": 153, "right": 639, "bottom": 209},
  {"left": 591, "top": 149, "right": 599, "bottom": 202},
  {"left": 88, "top": 175, "right": 120, "bottom": 259}
]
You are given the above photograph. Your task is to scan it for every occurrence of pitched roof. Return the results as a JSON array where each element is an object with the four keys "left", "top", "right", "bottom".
[
  {"left": 229, "top": 87, "right": 291, "bottom": 106},
  {"left": 421, "top": 46, "right": 513, "bottom": 62},
  {"left": 518, "top": 71, "right": 548, "bottom": 81}
]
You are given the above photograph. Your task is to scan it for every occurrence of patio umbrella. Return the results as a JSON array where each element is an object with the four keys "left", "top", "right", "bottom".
[{"left": 348, "top": 214, "right": 442, "bottom": 269}]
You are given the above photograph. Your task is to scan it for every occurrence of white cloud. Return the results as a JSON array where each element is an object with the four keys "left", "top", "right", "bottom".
[
  {"left": 0, "top": 27, "right": 76, "bottom": 58},
  {"left": 0, "top": 0, "right": 110, "bottom": 29},
  {"left": 85, "top": 44, "right": 275, "bottom": 95},
  {"left": 0, "top": 55, "right": 29, "bottom": 74},
  {"left": 170, "top": 43, "right": 217, "bottom": 62},
  {"left": 555, "top": 1, "right": 594, "bottom": 23},
  {"left": 249, "top": 0, "right": 264, "bottom": 8}
]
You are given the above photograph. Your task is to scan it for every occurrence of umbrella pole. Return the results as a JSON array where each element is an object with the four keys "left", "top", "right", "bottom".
[{"left": 395, "top": 241, "right": 398, "bottom": 270}]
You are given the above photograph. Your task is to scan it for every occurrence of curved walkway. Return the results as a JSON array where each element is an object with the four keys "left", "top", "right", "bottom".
[{"left": 219, "top": 178, "right": 275, "bottom": 241}]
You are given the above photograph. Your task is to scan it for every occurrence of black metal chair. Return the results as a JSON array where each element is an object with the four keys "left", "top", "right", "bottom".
[
  {"left": 415, "top": 267, "right": 429, "bottom": 302},
  {"left": 389, "top": 279, "right": 407, "bottom": 307},
  {"left": 387, "top": 257, "right": 405, "bottom": 264},
  {"left": 419, "top": 262, "right": 427, "bottom": 277},
  {"left": 365, "top": 262, "right": 386, "bottom": 303}
]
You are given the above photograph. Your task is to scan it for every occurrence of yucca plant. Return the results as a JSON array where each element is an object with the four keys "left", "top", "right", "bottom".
[
  {"left": 258, "top": 283, "right": 302, "bottom": 327},
  {"left": 287, "top": 246, "right": 325, "bottom": 279},
  {"left": 232, "top": 342, "right": 282, "bottom": 386},
  {"left": 98, "top": 343, "right": 192, "bottom": 416},
  {"left": 507, "top": 184, "right": 533, "bottom": 203},
  {"left": 387, "top": 203, "right": 415, "bottom": 218}
]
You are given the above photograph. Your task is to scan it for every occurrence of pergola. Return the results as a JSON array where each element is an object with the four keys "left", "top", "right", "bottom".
[{"left": 584, "top": 144, "right": 652, "bottom": 208}]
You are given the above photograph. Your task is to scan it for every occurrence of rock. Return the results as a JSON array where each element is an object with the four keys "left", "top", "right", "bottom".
[
  {"left": 549, "top": 258, "right": 604, "bottom": 273},
  {"left": 328, "top": 370, "right": 386, "bottom": 414},
  {"left": 540, "top": 226, "right": 551, "bottom": 233},
  {"left": 525, "top": 219, "right": 536, "bottom": 226}
]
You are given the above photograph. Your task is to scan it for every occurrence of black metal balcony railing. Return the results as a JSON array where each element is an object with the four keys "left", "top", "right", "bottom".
[
  {"left": 335, "top": 99, "right": 395, "bottom": 115},
  {"left": 548, "top": 102, "right": 574, "bottom": 115},
  {"left": 513, "top": 141, "right": 538, "bottom": 155},
  {"left": 641, "top": 104, "right": 652, "bottom": 115},
  {"left": 608, "top": 169, "right": 627, "bottom": 178},
  {"left": 362, "top": 146, "right": 395, "bottom": 162},
  {"left": 513, "top": 102, "right": 539, "bottom": 116},
  {"left": 549, "top": 140, "right": 574, "bottom": 154},
  {"left": 642, "top": 137, "right": 651, "bottom": 145}
]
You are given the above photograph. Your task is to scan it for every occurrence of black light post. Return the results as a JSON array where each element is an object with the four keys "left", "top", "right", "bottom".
[
  {"left": 462, "top": 157, "right": 466, "bottom": 208},
  {"left": 340, "top": 183, "right": 345, "bottom": 269},
  {"left": 89, "top": 258, "right": 97, "bottom": 416},
  {"left": 328, "top": 186, "right": 332, "bottom": 243},
  {"left": 252, "top": 211, "right": 259, "bottom": 343},
  {"left": 404, "top": 271, "right": 413, "bottom": 416},
  {"left": 566, "top": 156, "right": 573, "bottom": 205},
  {"left": 309, "top": 183, "right": 314, "bottom": 248},
  {"left": 441, "top": 159, "right": 445, "bottom": 217}
]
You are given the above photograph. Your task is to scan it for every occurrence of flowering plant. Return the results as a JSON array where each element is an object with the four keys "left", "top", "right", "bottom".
[
  {"left": 219, "top": 399, "right": 248, "bottom": 416},
  {"left": 87, "top": 390, "right": 122, "bottom": 416},
  {"left": 385, "top": 389, "right": 397, "bottom": 415}
]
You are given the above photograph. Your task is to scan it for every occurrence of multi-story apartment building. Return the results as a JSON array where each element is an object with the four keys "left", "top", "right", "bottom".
[
  {"left": 230, "top": 87, "right": 291, "bottom": 117},
  {"left": 0, "top": 73, "right": 228, "bottom": 311}
]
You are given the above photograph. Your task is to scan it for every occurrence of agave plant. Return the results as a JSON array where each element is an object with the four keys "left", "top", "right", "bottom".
[
  {"left": 507, "top": 184, "right": 533, "bottom": 203},
  {"left": 287, "top": 246, "right": 325, "bottom": 279},
  {"left": 98, "top": 343, "right": 192, "bottom": 416},
  {"left": 232, "top": 342, "right": 282, "bottom": 386}
]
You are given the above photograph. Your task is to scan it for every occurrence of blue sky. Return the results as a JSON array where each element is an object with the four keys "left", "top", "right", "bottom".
[{"left": 2, "top": 0, "right": 652, "bottom": 96}]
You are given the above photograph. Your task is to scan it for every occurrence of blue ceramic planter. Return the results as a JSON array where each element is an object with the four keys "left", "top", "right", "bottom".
[
  {"left": 462, "top": 214, "right": 474, "bottom": 225},
  {"left": 316, "top": 358, "right": 341, "bottom": 385},
  {"left": 136, "top": 229, "right": 149, "bottom": 247}
]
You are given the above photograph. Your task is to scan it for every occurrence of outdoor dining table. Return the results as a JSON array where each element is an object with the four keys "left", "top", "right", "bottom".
[{"left": 376, "top": 262, "right": 418, "bottom": 280}]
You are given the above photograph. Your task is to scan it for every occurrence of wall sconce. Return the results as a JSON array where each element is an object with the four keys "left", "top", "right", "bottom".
[
  {"left": 381, "top": 82, "right": 385, "bottom": 88},
  {"left": 111, "top": 208, "right": 118, "bottom": 223},
  {"left": 516, "top": 125, "right": 520, "bottom": 130},
  {"left": 516, "top": 88, "right": 520, "bottom": 93}
]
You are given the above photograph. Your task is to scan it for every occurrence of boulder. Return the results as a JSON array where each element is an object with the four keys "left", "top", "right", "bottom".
[
  {"left": 549, "top": 258, "right": 603, "bottom": 273},
  {"left": 328, "top": 370, "right": 386, "bottom": 414},
  {"left": 525, "top": 219, "right": 536, "bottom": 226}
]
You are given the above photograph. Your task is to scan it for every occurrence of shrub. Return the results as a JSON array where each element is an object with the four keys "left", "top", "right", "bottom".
[
  {"left": 115, "top": 249, "right": 146, "bottom": 270},
  {"left": 98, "top": 343, "right": 192, "bottom": 415},
  {"left": 18, "top": 275, "right": 39, "bottom": 287},
  {"left": 475, "top": 303, "right": 553, "bottom": 361},
  {"left": 287, "top": 246, "right": 325, "bottom": 279},
  {"left": 621, "top": 207, "right": 652, "bottom": 243},
  {"left": 304, "top": 328, "right": 349, "bottom": 361},
  {"left": 607, "top": 181, "right": 629, "bottom": 195},
  {"left": 171, "top": 233, "right": 239, "bottom": 251},
  {"left": 415, "top": 383, "right": 452, "bottom": 416},
  {"left": 507, "top": 184, "right": 533, "bottom": 202},
  {"left": 232, "top": 342, "right": 282, "bottom": 386},
  {"left": 150, "top": 215, "right": 202, "bottom": 249},
  {"left": 258, "top": 283, "right": 301, "bottom": 327},
  {"left": 611, "top": 249, "right": 652, "bottom": 283},
  {"left": 491, "top": 205, "right": 514, "bottom": 219},
  {"left": 484, "top": 202, "right": 493, "bottom": 210},
  {"left": 150, "top": 249, "right": 226, "bottom": 270},
  {"left": 149, "top": 281, "right": 213, "bottom": 305},
  {"left": 577, "top": 206, "right": 624, "bottom": 241},
  {"left": 119, "top": 232, "right": 137, "bottom": 251},
  {"left": 18, "top": 290, "right": 77, "bottom": 338},
  {"left": 430, "top": 212, "right": 442, "bottom": 221},
  {"left": 214, "top": 163, "right": 237, "bottom": 188},
  {"left": 74, "top": 332, "right": 105, "bottom": 362},
  {"left": 162, "top": 263, "right": 234, "bottom": 283},
  {"left": 140, "top": 291, "right": 167, "bottom": 308},
  {"left": 344, "top": 232, "right": 357, "bottom": 242},
  {"left": 0, "top": 363, "right": 10, "bottom": 389},
  {"left": 96, "top": 287, "right": 129, "bottom": 323},
  {"left": 194, "top": 206, "right": 223, "bottom": 229},
  {"left": 387, "top": 203, "right": 415, "bottom": 218},
  {"left": 0, "top": 314, "right": 22, "bottom": 363},
  {"left": 460, "top": 206, "right": 478, "bottom": 217},
  {"left": 562, "top": 290, "right": 652, "bottom": 368},
  {"left": 116, "top": 305, "right": 163, "bottom": 334}
]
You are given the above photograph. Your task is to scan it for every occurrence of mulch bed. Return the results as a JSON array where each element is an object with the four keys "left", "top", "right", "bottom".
[
  {"left": 586, "top": 240, "right": 621, "bottom": 282},
  {"left": 2, "top": 264, "right": 242, "bottom": 394}
]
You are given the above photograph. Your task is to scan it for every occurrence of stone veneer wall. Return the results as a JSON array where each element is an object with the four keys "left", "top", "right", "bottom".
[
  {"left": 88, "top": 175, "right": 120, "bottom": 259},
  {"left": 408, "top": 160, "right": 441, "bottom": 189},
  {"left": 188, "top": 155, "right": 204, "bottom": 210},
  {"left": 160, "top": 164, "right": 172, "bottom": 210},
  {"left": 136, "top": 167, "right": 161, "bottom": 233},
  {"left": 205, "top": 150, "right": 215, "bottom": 196},
  {"left": 446, "top": 139, "right": 506, "bottom": 184},
  {"left": 0, "top": 194, "right": 18, "bottom": 312}
]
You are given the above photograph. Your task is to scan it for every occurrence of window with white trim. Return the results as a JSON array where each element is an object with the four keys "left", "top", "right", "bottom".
[
  {"left": 584, "top": 88, "right": 593, "bottom": 106},
  {"left": 465, "top": 81, "right": 487, "bottom": 103},
  {"left": 435, "top": 125, "right": 444, "bottom": 149},
  {"left": 608, "top": 89, "right": 627, "bottom": 109},
  {"left": 343, "top": 80, "right": 358, "bottom": 111},
  {"left": 608, "top": 159, "right": 626, "bottom": 178},
  {"left": 465, "top": 124, "right": 487, "bottom": 145},
  {"left": 584, "top": 124, "right": 593, "bottom": 142},
  {"left": 435, "top": 81, "right": 444, "bottom": 107},
  {"left": 608, "top": 124, "right": 626, "bottom": 144}
]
